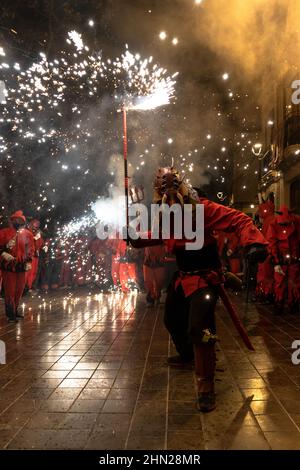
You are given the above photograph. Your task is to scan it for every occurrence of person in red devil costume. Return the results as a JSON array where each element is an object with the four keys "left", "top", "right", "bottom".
[
  {"left": 107, "top": 236, "right": 122, "bottom": 289},
  {"left": 107, "top": 236, "right": 137, "bottom": 292},
  {"left": 130, "top": 167, "right": 268, "bottom": 412},
  {"left": 0, "top": 211, "right": 34, "bottom": 322},
  {"left": 26, "top": 219, "right": 44, "bottom": 291},
  {"left": 255, "top": 193, "right": 275, "bottom": 302},
  {"left": 266, "top": 205, "right": 300, "bottom": 314}
]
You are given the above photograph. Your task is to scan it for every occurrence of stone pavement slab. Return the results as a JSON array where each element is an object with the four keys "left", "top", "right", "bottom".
[{"left": 1, "top": 290, "right": 300, "bottom": 450}]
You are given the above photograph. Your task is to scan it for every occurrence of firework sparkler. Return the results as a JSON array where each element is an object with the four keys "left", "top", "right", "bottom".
[
  {"left": 0, "top": 35, "right": 177, "bottom": 146},
  {"left": 121, "top": 72, "right": 177, "bottom": 239},
  {"left": 0, "top": 30, "right": 177, "bottom": 234}
]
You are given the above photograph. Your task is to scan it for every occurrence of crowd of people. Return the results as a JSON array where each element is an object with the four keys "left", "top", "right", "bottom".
[
  {"left": 0, "top": 210, "right": 177, "bottom": 322},
  {"left": 2, "top": 176, "right": 300, "bottom": 415},
  {"left": 217, "top": 193, "right": 300, "bottom": 315},
  {"left": 1, "top": 191, "right": 300, "bottom": 325}
]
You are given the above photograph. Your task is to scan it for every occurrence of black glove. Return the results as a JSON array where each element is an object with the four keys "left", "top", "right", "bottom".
[{"left": 245, "top": 244, "right": 268, "bottom": 264}]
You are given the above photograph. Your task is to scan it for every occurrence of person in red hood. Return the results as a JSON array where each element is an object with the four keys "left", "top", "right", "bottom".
[
  {"left": 255, "top": 194, "right": 275, "bottom": 301},
  {"left": 0, "top": 211, "right": 34, "bottom": 322},
  {"left": 26, "top": 219, "right": 44, "bottom": 291},
  {"left": 266, "top": 205, "right": 300, "bottom": 314},
  {"left": 130, "top": 167, "right": 268, "bottom": 413},
  {"left": 107, "top": 236, "right": 138, "bottom": 292}
]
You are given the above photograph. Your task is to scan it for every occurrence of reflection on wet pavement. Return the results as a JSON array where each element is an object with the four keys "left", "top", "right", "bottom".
[{"left": 0, "top": 290, "right": 300, "bottom": 450}]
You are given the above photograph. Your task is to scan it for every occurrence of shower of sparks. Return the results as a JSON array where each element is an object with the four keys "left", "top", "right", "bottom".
[
  {"left": 128, "top": 76, "right": 178, "bottom": 111},
  {"left": 67, "top": 30, "right": 85, "bottom": 51},
  {"left": 0, "top": 31, "right": 177, "bottom": 150},
  {"left": 58, "top": 212, "right": 96, "bottom": 238},
  {"left": 0, "top": 29, "right": 178, "bottom": 232},
  {"left": 117, "top": 48, "right": 178, "bottom": 110}
]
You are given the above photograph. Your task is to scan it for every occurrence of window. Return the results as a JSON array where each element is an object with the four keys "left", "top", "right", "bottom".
[{"left": 284, "top": 115, "right": 300, "bottom": 147}]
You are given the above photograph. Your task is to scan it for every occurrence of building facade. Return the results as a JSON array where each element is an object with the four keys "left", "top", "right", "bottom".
[{"left": 261, "top": 79, "right": 300, "bottom": 213}]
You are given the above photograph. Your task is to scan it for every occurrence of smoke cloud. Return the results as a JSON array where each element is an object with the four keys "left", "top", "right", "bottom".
[{"left": 197, "top": 0, "right": 299, "bottom": 103}]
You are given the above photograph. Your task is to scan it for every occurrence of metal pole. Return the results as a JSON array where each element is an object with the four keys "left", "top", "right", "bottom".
[{"left": 123, "top": 106, "right": 129, "bottom": 241}]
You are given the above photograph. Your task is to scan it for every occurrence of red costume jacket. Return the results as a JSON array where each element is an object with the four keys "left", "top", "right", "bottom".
[
  {"left": 266, "top": 216, "right": 300, "bottom": 265},
  {"left": 0, "top": 227, "right": 35, "bottom": 271}
]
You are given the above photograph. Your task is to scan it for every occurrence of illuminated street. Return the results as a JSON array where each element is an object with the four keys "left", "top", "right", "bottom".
[{"left": 0, "top": 290, "right": 300, "bottom": 450}]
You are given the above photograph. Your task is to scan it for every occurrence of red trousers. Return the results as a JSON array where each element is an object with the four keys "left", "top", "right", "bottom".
[
  {"left": 143, "top": 265, "right": 166, "bottom": 300},
  {"left": 26, "top": 256, "right": 38, "bottom": 289},
  {"left": 111, "top": 256, "right": 120, "bottom": 286},
  {"left": 274, "top": 264, "right": 300, "bottom": 306},
  {"left": 2, "top": 271, "right": 26, "bottom": 313},
  {"left": 119, "top": 263, "right": 136, "bottom": 293}
]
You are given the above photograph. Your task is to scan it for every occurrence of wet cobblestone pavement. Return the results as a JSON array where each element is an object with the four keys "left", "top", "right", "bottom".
[{"left": 1, "top": 290, "right": 300, "bottom": 450}]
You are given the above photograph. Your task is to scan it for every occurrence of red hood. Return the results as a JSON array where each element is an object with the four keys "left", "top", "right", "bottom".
[
  {"left": 257, "top": 200, "right": 275, "bottom": 220},
  {"left": 10, "top": 210, "right": 26, "bottom": 223}
]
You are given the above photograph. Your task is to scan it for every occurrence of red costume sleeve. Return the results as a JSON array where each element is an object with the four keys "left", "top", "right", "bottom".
[
  {"left": 216, "top": 232, "right": 226, "bottom": 256},
  {"left": 131, "top": 199, "right": 268, "bottom": 251},
  {"left": 0, "top": 228, "right": 17, "bottom": 254},
  {"left": 201, "top": 199, "right": 268, "bottom": 247}
]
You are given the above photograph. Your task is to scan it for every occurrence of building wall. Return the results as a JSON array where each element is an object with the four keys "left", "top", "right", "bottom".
[{"left": 261, "top": 78, "right": 300, "bottom": 211}]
